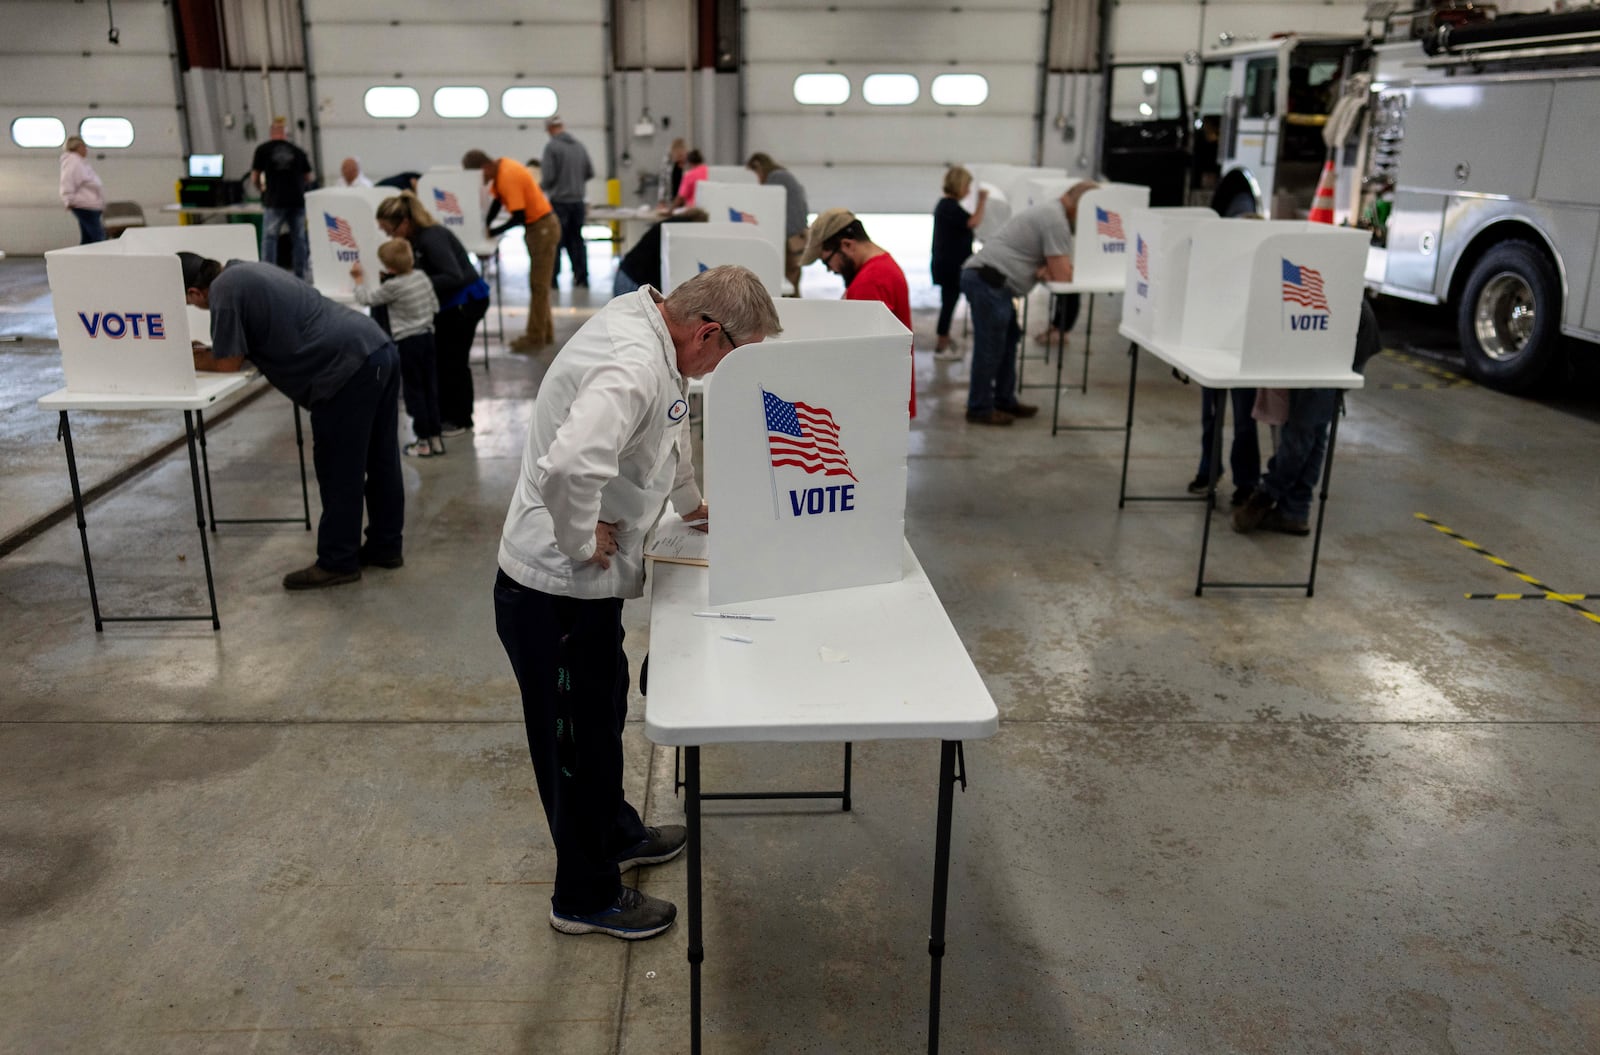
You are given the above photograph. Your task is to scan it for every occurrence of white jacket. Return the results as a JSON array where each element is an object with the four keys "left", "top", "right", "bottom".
[
  {"left": 59, "top": 152, "right": 104, "bottom": 211},
  {"left": 498, "top": 287, "right": 701, "bottom": 599}
]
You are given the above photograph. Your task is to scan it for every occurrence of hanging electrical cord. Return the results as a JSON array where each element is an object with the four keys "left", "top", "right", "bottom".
[
  {"left": 277, "top": 0, "right": 297, "bottom": 132},
  {"left": 215, "top": 0, "right": 233, "bottom": 127},
  {"left": 105, "top": 0, "right": 120, "bottom": 45}
]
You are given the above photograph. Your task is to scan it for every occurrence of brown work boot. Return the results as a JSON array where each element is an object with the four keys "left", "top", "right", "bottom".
[
  {"left": 282, "top": 563, "right": 361, "bottom": 590},
  {"left": 965, "top": 409, "right": 1015, "bottom": 426},
  {"left": 1001, "top": 402, "right": 1039, "bottom": 419},
  {"left": 1231, "top": 490, "right": 1275, "bottom": 534},
  {"left": 508, "top": 336, "right": 544, "bottom": 354}
]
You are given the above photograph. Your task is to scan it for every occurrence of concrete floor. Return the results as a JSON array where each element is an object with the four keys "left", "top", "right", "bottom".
[{"left": 3, "top": 248, "right": 1600, "bottom": 1054}]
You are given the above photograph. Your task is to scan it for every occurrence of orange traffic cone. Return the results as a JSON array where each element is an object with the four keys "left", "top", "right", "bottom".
[{"left": 1308, "top": 159, "right": 1336, "bottom": 225}]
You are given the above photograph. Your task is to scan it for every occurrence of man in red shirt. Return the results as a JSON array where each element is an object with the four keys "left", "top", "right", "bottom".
[{"left": 801, "top": 208, "right": 916, "bottom": 417}]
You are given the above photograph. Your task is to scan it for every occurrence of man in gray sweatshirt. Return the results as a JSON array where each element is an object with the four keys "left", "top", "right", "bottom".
[{"left": 540, "top": 116, "right": 595, "bottom": 289}]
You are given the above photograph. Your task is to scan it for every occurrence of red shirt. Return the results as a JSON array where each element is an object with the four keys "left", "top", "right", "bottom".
[{"left": 844, "top": 251, "right": 916, "bottom": 417}]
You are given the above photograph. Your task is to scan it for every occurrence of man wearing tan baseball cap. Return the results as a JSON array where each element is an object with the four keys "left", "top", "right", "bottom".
[{"left": 801, "top": 208, "right": 916, "bottom": 416}]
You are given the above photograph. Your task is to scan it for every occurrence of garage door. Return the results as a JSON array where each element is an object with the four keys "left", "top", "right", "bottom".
[
  {"left": 742, "top": 0, "right": 1047, "bottom": 215},
  {"left": 305, "top": 0, "right": 607, "bottom": 200}
]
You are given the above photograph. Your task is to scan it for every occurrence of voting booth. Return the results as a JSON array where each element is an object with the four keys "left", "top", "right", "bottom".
[
  {"left": 1120, "top": 208, "right": 1222, "bottom": 346},
  {"left": 45, "top": 242, "right": 206, "bottom": 397},
  {"left": 304, "top": 188, "right": 386, "bottom": 300},
  {"left": 704, "top": 165, "right": 758, "bottom": 185},
  {"left": 967, "top": 164, "right": 1065, "bottom": 241},
  {"left": 1068, "top": 183, "right": 1152, "bottom": 288},
  {"left": 117, "top": 224, "right": 259, "bottom": 344},
  {"left": 695, "top": 182, "right": 787, "bottom": 270},
  {"left": 661, "top": 223, "right": 784, "bottom": 295},
  {"left": 1124, "top": 216, "right": 1369, "bottom": 376},
  {"left": 416, "top": 171, "right": 495, "bottom": 255},
  {"left": 704, "top": 298, "right": 911, "bottom": 605}
]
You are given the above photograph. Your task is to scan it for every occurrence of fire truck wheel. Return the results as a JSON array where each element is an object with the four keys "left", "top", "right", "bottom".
[{"left": 1456, "top": 241, "right": 1563, "bottom": 393}]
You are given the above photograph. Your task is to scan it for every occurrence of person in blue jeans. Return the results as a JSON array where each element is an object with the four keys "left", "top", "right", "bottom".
[
  {"left": 250, "top": 117, "right": 313, "bottom": 279},
  {"left": 1231, "top": 389, "right": 1337, "bottom": 535},
  {"left": 1190, "top": 387, "right": 1261, "bottom": 507}
]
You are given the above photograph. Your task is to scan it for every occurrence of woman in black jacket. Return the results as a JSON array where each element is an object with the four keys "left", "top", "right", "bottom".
[{"left": 376, "top": 193, "right": 491, "bottom": 434}]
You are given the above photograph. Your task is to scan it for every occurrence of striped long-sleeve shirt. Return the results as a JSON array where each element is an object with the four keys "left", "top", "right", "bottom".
[{"left": 353, "top": 270, "right": 438, "bottom": 341}]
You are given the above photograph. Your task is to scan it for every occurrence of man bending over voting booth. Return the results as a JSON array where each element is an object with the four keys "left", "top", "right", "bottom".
[{"left": 181, "top": 253, "right": 406, "bottom": 591}]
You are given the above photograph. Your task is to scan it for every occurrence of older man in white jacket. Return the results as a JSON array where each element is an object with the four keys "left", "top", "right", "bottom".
[{"left": 494, "top": 265, "right": 781, "bottom": 941}]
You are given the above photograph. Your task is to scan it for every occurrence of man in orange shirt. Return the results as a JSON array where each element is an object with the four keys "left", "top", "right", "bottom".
[
  {"left": 463, "top": 149, "right": 560, "bottom": 351},
  {"left": 802, "top": 208, "right": 916, "bottom": 418}
]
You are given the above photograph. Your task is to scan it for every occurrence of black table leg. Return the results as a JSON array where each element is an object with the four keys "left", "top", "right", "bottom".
[
  {"left": 1117, "top": 343, "right": 1140, "bottom": 508},
  {"left": 58, "top": 411, "right": 104, "bottom": 632},
  {"left": 842, "top": 742, "right": 853, "bottom": 812},
  {"left": 183, "top": 411, "right": 222, "bottom": 630},
  {"left": 293, "top": 404, "right": 312, "bottom": 530},
  {"left": 686, "top": 745, "right": 704, "bottom": 1055},
  {"left": 927, "top": 739, "right": 963, "bottom": 1055},
  {"left": 1306, "top": 395, "right": 1343, "bottom": 598},
  {"left": 1016, "top": 295, "right": 1028, "bottom": 393},
  {"left": 1080, "top": 294, "right": 1095, "bottom": 395},
  {"left": 1195, "top": 394, "right": 1226, "bottom": 597},
  {"left": 1050, "top": 294, "right": 1068, "bottom": 435},
  {"left": 196, "top": 410, "right": 218, "bottom": 532}
]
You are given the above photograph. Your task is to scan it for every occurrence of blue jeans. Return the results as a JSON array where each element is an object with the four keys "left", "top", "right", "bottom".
[
  {"left": 1259, "top": 388, "right": 1338, "bottom": 520},
  {"left": 552, "top": 200, "right": 588, "bottom": 284},
  {"left": 71, "top": 208, "right": 105, "bottom": 244},
  {"left": 962, "top": 269, "right": 1023, "bottom": 414},
  {"left": 612, "top": 268, "right": 642, "bottom": 298},
  {"left": 261, "top": 206, "right": 309, "bottom": 279},
  {"left": 1197, "top": 387, "right": 1260, "bottom": 490},
  {"left": 308, "top": 343, "right": 404, "bottom": 570}
]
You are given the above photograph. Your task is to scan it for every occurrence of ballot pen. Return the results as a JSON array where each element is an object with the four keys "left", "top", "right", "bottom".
[
  {"left": 720, "top": 634, "right": 754, "bottom": 644},
  {"left": 693, "top": 611, "right": 776, "bottom": 621}
]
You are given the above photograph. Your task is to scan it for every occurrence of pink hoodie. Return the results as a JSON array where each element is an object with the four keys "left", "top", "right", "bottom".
[{"left": 60, "top": 151, "right": 104, "bottom": 211}]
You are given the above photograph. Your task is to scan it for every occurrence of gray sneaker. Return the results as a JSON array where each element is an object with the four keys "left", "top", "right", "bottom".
[
  {"left": 615, "top": 825, "right": 687, "bottom": 871},
  {"left": 549, "top": 887, "right": 677, "bottom": 941}
]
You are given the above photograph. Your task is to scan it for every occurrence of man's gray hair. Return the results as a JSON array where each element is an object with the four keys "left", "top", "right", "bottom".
[{"left": 663, "top": 265, "right": 782, "bottom": 347}]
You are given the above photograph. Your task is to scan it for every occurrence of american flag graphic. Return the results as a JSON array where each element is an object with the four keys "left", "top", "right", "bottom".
[
  {"left": 1281, "top": 259, "right": 1330, "bottom": 311},
  {"left": 431, "top": 187, "right": 462, "bottom": 216},
  {"left": 729, "top": 208, "right": 758, "bottom": 224},
  {"left": 763, "top": 390, "right": 856, "bottom": 481},
  {"left": 324, "top": 213, "right": 359, "bottom": 249},
  {"left": 1095, "top": 206, "right": 1125, "bottom": 240},
  {"left": 1135, "top": 235, "right": 1149, "bottom": 280}
]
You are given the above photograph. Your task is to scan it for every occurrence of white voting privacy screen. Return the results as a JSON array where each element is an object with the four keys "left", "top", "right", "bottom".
[
  {"left": 119, "top": 224, "right": 259, "bottom": 339},
  {"left": 416, "top": 171, "right": 494, "bottom": 255},
  {"left": 1122, "top": 208, "right": 1220, "bottom": 344},
  {"left": 45, "top": 242, "right": 197, "bottom": 396},
  {"left": 967, "top": 163, "right": 1064, "bottom": 241},
  {"left": 694, "top": 182, "right": 787, "bottom": 269},
  {"left": 1070, "top": 183, "right": 1151, "bottom": 288},
  {"left": 305, "top": 188, "right": 386, "bottom": 300},
  {"left": 704, "top": 165, "right": 757, "bottom": 185},
  {"left": 660, "top": 224, "right": 783, "bottom": 295},
  {"left": 704, "top": 299, "right": 911, "bottom": 606},
  {"left": 1124, "top": 215, "right": 1369, "bottom": 377}
]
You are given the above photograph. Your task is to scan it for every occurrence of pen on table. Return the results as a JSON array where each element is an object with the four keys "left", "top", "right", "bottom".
[
  {"left": 721, "top": 634, "right": 754, "bottom": 644},
  {"left": 693, "top": 612, "right": 776, "bottom": 621}
]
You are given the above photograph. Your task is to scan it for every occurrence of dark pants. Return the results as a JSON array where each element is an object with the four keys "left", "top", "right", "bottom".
[
  {"left": 1259, "top": 389, "right": 1338, "bottom": 520},
  {"left": 493, "top": 573, "right": 649, "bottom": 914},
  {"left": 962, "top": 269, "right": 1024, "bottom": 414},
  {"left": 551, "top": 200, "right": 588, "bottom": 285},
  {"left": 396, "top": 331, "right": 441, "bottom": 439},
  {"left": 71, "top": 207, "right": 105, "bottom": 244},
  {"left": 308, "top": 343, "right": 404, "bottom": 571},
  {"left": 936, "top": 279, "right": 961, "bottom": 337},
  {"left": 1197, "top": 387, "right": 1261, "bottom": 490},
  {"left": 435, "top": 297, "right": 488, "bottom": 430},
  {"left": 1052, "top": 292, "right": 1081, "bottom": 334}
]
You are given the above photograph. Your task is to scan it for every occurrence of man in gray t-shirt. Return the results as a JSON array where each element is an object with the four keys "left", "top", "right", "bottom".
[
  {"left": 958, "top": 181, "right": 1095, "bottom": 424},
  {"left": 541, "top": 116, "right": 596, "bottom": 288},
  {"left": 182, "top": 254, "right": 405, "bottom": 590}
]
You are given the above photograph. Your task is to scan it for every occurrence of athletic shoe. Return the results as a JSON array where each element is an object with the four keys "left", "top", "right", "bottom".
[
  {"left": 440, "top": 423, "right": 470, "bottom": 438},
  {"left": 1186, "top": 475, "right": 1211, "bottom": 496},
  {"left": 282, "top": 564, "right": 361, "bottom": 590},
  {"left": 549, "top": 886, "right": 677, "bottom": 941},
  {"left": 615, "top": 825, "right": 687, "bottom": 871}
]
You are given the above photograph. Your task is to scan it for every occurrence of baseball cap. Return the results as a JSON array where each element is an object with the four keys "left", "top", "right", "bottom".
[
  {"left": 177, "top": 251, "right": 208, "bottom": 289},
  {"left": 800, "top": 207, "right": 858, "bottom": 266}
]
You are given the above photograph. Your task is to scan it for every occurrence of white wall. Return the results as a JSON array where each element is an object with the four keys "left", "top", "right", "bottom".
[{"left": 0, "top": 0, "right": 185, "bottom": 255}]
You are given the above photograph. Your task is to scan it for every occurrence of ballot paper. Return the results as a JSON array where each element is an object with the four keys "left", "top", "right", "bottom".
[{"left": 645, "top": 510, "right": 709, "bottom": 566}]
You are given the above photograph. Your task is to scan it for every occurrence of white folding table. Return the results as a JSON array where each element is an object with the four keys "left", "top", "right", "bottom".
[
  {"left": 38, "top": 374, "right": 311, "bottom": 630},
  {"left": 1115, "top": 325, "right": 1365, "bottom": 596},
  {"left": 645, "top": 542, "right": 999, "bottom": 1054}
]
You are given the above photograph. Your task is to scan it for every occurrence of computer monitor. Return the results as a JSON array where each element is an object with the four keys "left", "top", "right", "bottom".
[{"left": 188, "top": 154, "right": 224, "bottom": 179}]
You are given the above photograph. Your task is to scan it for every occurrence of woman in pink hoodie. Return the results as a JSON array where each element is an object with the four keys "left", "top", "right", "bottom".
[{"left": 59, "top": 136, "right": 105, "bottom": 244}]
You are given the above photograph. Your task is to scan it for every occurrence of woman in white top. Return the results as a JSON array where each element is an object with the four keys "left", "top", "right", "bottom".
[{"left": 59, "top": 136, "right": 106, "bottom": 244}]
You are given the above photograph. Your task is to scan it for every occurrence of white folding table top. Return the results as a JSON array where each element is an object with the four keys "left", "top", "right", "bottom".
[
  {"left": 1045, "top": 280, "right": 1124, "bottom": 295},
  {"left": 1120, "top": 325, "right": 1365, "bottom": 390},
  {"left": 644, "top": 541, "right": 999, "bottom": 746},
  {"left": 38, "top": 372, "right": 254, "bottom": 412}
]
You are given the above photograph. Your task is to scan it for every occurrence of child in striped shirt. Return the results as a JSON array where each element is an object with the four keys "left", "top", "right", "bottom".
[{"left": 353, "top": 239, "right": 443, "bottom": 456}]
